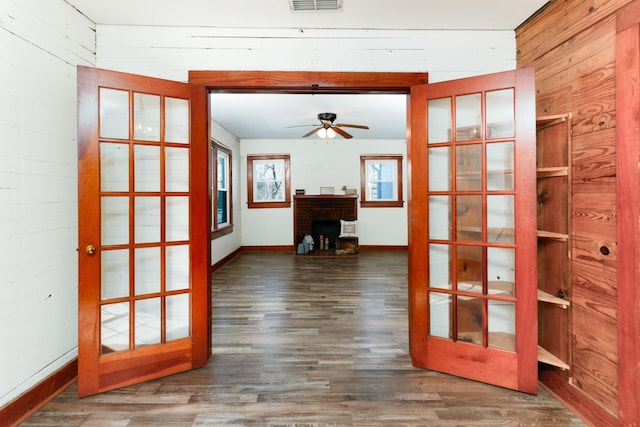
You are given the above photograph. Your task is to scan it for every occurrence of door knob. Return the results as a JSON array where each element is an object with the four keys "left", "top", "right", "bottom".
[{"left": 85, "top": 244, "right": 97, "bottom": 256}]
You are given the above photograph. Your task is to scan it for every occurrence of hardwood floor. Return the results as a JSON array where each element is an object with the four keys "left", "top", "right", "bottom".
[{"left": 23, "top": 251, "right": 585, "bottom": 426}]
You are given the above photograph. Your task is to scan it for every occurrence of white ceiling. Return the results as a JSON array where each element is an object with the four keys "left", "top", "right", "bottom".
[{"left": 67, "top": 0, "right": 549, "bottom": 140}]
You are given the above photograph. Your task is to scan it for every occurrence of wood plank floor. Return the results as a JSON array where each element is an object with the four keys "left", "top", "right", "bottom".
[{"left": 24, "top": 251, "right": 586, "bottom": 426}]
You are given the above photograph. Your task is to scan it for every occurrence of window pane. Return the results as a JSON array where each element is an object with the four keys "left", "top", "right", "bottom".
[
  {"left": 217, "top": 153, "right": 227, "bottom": 189},
  {"left": 487, "top": 142, "right": 514, "bottom": 191},
  {"left": 134, "top": 247, "right": 160, "bottom": 296},
  {"left": 366, "top": 160, "right": 397, "bottom": 201},
  {"left": 429, "top": 196, "right": 451, "bottom": 240},
  {"left": 217, "top": 190, "right": 228, "bottom": 224},
  {"left": 165, "top": 146, "right": 189, "bottom": 192},
  {"left": 457, "top": 245, "right": 482, "bottom": 293},
  {"left": 429, "top": 292, "right": 451, "bottom": 339},
  {"left": 134, "top": 93, "right": 160, "bottom": 141},
  {"left": 486, "top": 89, "right": 514, "bottom": 139},
  {"left": 99, "top": 88, "right": 129, "bottom": 140},
  {"left": 166, "top": 245, "right": 190, "bottom": 291},
  {"left": 458, "top": 296, "right": 482, "bottom": 345},
  {"left": 101, "top": 249, "right": 129, "bottom": 300},
  {"left": 100, "top": 142, "right": 129, "bottom": 192},
  {"left": 167, "top": 294, "right": 190, "bottom": 341},
  {"left": 101, "top": 302, "right": 129, "bottom": 353},
  {"left": 164, "top": 97, "right": 189, "bottom": 144},
  {"left": 216, "top": 150, "right": 229, "bottom": 225},
  {"left": 101, "top": 196, "right": 129, "bottom": 246},
  {"left": 166, "top": 196, "right": 189, "bottom": 242},
  {"left": 254, "top": 159, "right": 285, "bottom": 201},
  {"left": 487, "top": 195, "right": 514, "bottom": 244},
  {"left": 488, "top": 301, "right": 516, "bottom": 351},
  {"left": 456, "top": 94, "right": 482, "bottom": 141},
  {"left": 134, "top": 144, "right": 160, "bottom": 192},
  {"left": 134, "top": 197, "right": 160, "bottom": 244},
  {"left": 135, "top": 298, "right": 161, "bottom": 347},
  {"left": 429, "top": 243, "right": 452, "bottom": 290},
  {"left": 428, "top": 147, "right": 451, "bottom": 191},
  {"left": 487, "top": 247, "right": 515, "bottom": 297},
  {"left": 456, "top": 195, "right": 482, "bottom": 242},
  {"left": 428, "top": 97, "right": 452, "bottom": 144},
  {"left": 456, "top": 144, "right": 482, "bottom": 191}
]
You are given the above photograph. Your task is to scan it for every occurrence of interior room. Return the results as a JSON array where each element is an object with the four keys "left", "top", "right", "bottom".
[{"left": 2, "top": 0, "right": 639, "bottom": 425}]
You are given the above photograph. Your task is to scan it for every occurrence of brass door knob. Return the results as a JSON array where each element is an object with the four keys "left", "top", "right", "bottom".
[{"left": 85, "top": 244, "right": 97, "bottom": 256}]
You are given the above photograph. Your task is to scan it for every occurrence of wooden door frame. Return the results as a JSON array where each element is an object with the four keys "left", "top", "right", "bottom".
[
  {"left": 190, "top": 69, "right": 428, "bottom": 364},
  {"left": 616, "top": 2, "right": 640, "bottom": 424}
]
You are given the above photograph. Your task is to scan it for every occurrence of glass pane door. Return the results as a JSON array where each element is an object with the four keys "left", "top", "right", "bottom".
[
  {"left": 410, "top": 68, "right": 538, "bottom": 394},
  {"left": 77, "top": 66, "right": 209, "bottom": 397}
]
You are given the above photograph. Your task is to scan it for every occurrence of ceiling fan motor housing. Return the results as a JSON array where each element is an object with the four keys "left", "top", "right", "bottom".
[{"left": 318, "top": 112, "right": 337, "bottom": 124}]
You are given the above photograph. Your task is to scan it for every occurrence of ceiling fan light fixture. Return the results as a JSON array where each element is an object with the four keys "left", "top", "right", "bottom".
[
  {"left": 326, "top": 127, "right": 336, "bottom": 139},
  {"left": 317, "top": 127, "right": 327, "bottom": 138}
]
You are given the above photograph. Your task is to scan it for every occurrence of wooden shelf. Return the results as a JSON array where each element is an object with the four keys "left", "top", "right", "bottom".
[
  {"left": 537, "top": 167, "right": 568, "bottom": 178},
  {"left": 538, "top": 345, "right": 570, "bottom": 370},
  {"left": 537, "top": 230, "right": 569, "bottom": 241},
  {"left": 536, "top": 113, "right": 572, "bottom": 375},
  {"left": 537, "top": 289, "right": 570, "bottom": 308}
]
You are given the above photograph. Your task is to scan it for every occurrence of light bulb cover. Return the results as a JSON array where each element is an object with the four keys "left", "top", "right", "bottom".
[
  {"left": 326, "top": 127, "right": 336, "bottom": 139},
  {"left": 317, "top": 128, "right": 327, "bottom": 138}
]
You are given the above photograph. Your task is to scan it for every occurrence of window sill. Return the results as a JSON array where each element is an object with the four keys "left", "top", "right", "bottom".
[
  {"left": 360, "top": 200, "right": 405, "bottom": 208},
  {"left": 212, "top": 225, "right": 234, "bottom": 240}
]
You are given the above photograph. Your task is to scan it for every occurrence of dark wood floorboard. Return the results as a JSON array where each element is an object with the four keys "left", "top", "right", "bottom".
[{"left": 23, "top": 251, "right": 585, "bottom": 426}]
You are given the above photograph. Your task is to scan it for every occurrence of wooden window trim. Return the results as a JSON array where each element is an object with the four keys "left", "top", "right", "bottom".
[
  {"left": 360, "top": 155, "right": 404, "bottom": 208},
  {"left": 211, "top": 140, "right": 233, "bottom": 239},
  {"left": 247, "top": 154, "right": 291, "bottom": 209}
]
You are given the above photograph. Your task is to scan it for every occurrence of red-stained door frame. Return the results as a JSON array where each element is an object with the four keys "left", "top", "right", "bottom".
[{"left": 616, "top": 2, "right": 640, "bottom": 425}]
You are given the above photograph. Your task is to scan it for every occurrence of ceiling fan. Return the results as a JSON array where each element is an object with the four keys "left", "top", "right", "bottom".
[{"left": 289, "top": 112, "right": 369, "bottom": 139}]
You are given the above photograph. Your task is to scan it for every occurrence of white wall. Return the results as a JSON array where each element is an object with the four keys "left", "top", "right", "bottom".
[
  {"left": 240, "top": 138, "right": 408, "bottom": 247},
  {"left": 95, "top": 25, "right": 516, "bottom": 83},
  {"left": 0, "top": 0, "right": 95, "bottom": 407}
]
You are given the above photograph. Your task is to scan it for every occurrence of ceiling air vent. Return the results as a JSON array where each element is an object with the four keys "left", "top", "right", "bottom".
[{"left": 290, "top": 0, "right": 343, "bottom": 11}]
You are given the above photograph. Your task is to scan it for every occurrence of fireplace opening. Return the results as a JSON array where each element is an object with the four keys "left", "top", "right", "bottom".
[{"left": 311, "top": 219, "right": 341, "bottom": 250}]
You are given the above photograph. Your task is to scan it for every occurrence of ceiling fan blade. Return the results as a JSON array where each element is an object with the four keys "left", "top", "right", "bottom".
[
  {"left": 335, "top": 123, "right": 370, "bottom": 130},
  {"left": 332, "top": 126, "right": 353, "bottom": 139},
  {"left": 302, "top": 127, "right": 320, "bottom": 138},
  {"left": 285, "top": 124, "right": 318, "bottom": 128}
]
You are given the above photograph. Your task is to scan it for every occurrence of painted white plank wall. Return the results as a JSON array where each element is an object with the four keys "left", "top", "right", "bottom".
[
  {"left": 0, "top": 0, "right": 95, "bottom": 407},
  {"left": 95, "top": 25, "right": 516, "bottom": 83}
]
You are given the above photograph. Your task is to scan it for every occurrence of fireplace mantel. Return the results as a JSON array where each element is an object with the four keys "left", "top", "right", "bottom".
[{"left": 293, "top": 195, "right": 358, "bottom": 247}]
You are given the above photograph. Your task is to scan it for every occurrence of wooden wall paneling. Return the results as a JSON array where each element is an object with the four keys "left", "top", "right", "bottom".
[
  {"left": 572, "top": 129, "right": 617, "bottom": 180},
  {"left": 571, "top": 306, "right": 619, "bottom": 414},
  {"left": 517, "top": 0, "right": 636, "bottom": 423},
  {"left": 535, "top": 65, "right": 615, "bottom": 124},
  {"left": 529, "top": 20, "right": 616, "bottom": 87},
  {"left": 520, "top": 12, "right": 618, "bottom": 133},
  {"left": 616, "top": 2, "right": 640, "bottom": 423},
  {"left": 517, "top": 0, "right": 632, "bottom": 65}
]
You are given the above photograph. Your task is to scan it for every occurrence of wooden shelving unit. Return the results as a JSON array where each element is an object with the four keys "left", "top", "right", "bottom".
[{"left": 536, "top": 113, "right": 572, "bottom": 371}]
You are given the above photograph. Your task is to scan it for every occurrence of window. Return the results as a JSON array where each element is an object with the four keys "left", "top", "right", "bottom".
[
  {"left": 247, "top": 154, "right": 291, "bottom": 209},
  {"left": 360, "top": 155, "right": 404, "bottom": 208},
  {"left": 211, "top": 140, "right": 233, "bottom": 238}
]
